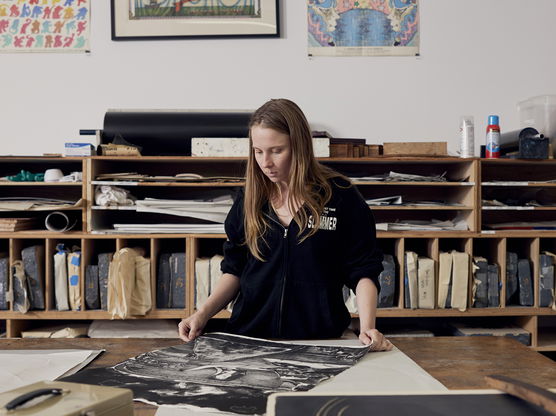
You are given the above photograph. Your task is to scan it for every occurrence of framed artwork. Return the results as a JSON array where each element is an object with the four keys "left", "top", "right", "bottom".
[{"left": 111, "top": 0, "right": 280, "bottom": 40}]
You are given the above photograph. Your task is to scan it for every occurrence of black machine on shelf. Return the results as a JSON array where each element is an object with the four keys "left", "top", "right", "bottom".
[
  {"left": 499, "top": 127, "right": 550, "bottom": 159},
  {"left": 99, "top": 110, "right": 252, "bottom": 156}
]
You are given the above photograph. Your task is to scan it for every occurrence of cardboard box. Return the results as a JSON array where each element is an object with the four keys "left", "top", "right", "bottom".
[
  {"left": 64, "top": 143, "right": 95, "bottom": 156},
  {"left": 99, "top": 144, "right": 140, "bottom": 156},
  {"left": 383, "top": 141, "right": 447, "bottom": 156}
]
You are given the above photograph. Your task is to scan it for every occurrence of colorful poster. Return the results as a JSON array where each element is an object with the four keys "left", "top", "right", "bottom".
[
  {"left": 308, "top": 0, "right": 419, "bottom": 57},
  {"left": 0, "top": 0, "right": 90, "bottom": 53},
  {"left": 129, "top": 0, "right": 259, "bottom": 19}
]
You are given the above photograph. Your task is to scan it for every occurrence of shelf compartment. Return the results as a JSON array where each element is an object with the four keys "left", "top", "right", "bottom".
[
  {"left": 505, "top": 237, "right": 539, "bottom": 308},
  {"left": 482, "top": 159, "right": 556, "bottom": 183},
  {"left": 482, "top": 206, "right": 556, "bottom": 210},
  {"left": 90, "top": 210, "right": 225, "bottom": 235},
  {"left": 482, "top": 209, "right": 556, "bottom": 231},
  {"left": 354, "top": 181, "right": 475, "bottom": 186},
  {"left": 9, "top": 238, "right": 46, "bottom": 313},
  {"left": 0, "top": 185, "right": 83, "bottom": 203},
  {"left": 0, "top": 159, "right": 84, "bottom": 184},
  {"left": 472, "top": 237, "right": 505, "bottom": 309},
  {"left": 0, "top": 182, "right": 83, "bottom": 186},
  {"left": 90, "top": 158, "right": 246, "bottom": 181},
  {"left": 374, "top": 209, "right": 475, "bottom": 233},
  {"left": 92, "top": 181, "right": 244, "bottom": 187},
  {"left": 482, "top": 185, "right": 556, "bottom": 208},
  {"left": 537, "top": 316, "right": 556, "bottom": 351},
  {"left": 377, "top": 238, "right": 403, "bottom": 309},
  {"left": 0, "top": 239, "right": 8, "bottom": 314},
  {"left": 483, "top": 182, "right": 556, "bottom": 187},
  {"left": 190, "top": 236, "right": 226, "bottom": 312},
  {"left": 92, "top": 184, "right": 238, "bottom": 201},
  {"left": 45, "top": 238, "right": 83, "bottom": 312},
  {"left": 362, "top": 183, "right": 474, "bottom": 206},
  {"left": 152, "top": 237, "right": 187, "bottom": 312},
  {"left": 323, "top": 159, "right": 475, "bottom": 183},
  {"left": 81, "top": 238, "right": 117, "bottom": 312},
  {"left": 374, "top": 206, "right": 473, "bottom": 210}
]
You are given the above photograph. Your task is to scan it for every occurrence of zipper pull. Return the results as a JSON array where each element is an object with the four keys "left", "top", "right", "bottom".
[{"left": 284, "top": 228, "right": 288, "bottom": 238}]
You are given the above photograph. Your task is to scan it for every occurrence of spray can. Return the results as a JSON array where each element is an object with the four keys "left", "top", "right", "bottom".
[
  {"left": 459, "top": 116, "right": 475, "bottom": 158},
  {"left": 485, "top": 115, "right": 500, "bottom": 158}
]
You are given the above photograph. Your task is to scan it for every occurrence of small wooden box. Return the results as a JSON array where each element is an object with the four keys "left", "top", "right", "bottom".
[
  {"left": 329, "top": 143, "right": 352, "bottom": 158},
  {"left": 367, "top": 144, "right": 383, "bottom": 156},
  {"left": 383, "top": 142, "right": 447, "bottom": 156}
]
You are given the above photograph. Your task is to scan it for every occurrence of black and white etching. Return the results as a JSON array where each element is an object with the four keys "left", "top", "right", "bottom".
[{"left": 62, "top": 332, "right": 369, "bottom": 415}]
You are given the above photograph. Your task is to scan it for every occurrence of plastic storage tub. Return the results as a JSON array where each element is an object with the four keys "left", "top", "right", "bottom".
[{"left": 518, "top": 95, "right": 556, "bottom": 140}]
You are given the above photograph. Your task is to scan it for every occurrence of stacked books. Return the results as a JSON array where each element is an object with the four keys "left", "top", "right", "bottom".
[{"left": 0, "top": 218, "right": 37, "bottom": 232}]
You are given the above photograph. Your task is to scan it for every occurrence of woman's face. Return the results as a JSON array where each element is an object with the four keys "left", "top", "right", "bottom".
[{"left": 251, "top": 125, "right": 292, "bottom": 185}]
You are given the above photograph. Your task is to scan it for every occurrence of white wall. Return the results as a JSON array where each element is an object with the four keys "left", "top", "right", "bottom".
[{"left": 2, "top": 0, "right": 556, "bottom": 156}]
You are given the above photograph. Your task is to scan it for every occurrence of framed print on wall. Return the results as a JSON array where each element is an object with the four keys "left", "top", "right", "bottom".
[{"left": 111, "top": 0, "right": 280, "bottom": 40}]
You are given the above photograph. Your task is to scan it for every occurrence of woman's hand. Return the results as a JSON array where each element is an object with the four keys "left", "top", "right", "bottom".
[
  {"left": 359, "top": 328, "right": 393, "bottom": 351},
  {"left": 178, "top": 310, "right": 209, "bottom": 342}
]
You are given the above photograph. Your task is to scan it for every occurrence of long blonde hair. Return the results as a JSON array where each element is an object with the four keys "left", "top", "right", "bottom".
[{"left": 244, "top": 99, "right": 345, "bottom": 260}]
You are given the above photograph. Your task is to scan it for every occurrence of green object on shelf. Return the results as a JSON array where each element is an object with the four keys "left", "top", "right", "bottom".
[{"left": 6, "top": 170, "right": 44, "bottom": 182}]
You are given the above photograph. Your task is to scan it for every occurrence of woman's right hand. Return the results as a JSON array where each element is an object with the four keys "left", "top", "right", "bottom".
[{"left": 178, "top": 310, "right": 209, "bottom": 342}]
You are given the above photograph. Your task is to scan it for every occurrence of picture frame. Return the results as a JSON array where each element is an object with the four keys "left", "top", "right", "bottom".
[{"left": 110, "top": 0, "right": 280, "bottom": 41}]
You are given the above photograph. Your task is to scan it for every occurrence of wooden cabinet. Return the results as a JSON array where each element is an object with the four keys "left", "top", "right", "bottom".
[{"left": 0, "top": 156, "right": 554, "bottom": 352}]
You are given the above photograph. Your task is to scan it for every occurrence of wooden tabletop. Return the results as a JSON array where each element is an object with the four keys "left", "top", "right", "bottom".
[
  {"left": 391, "top": 336, "right": 556, "bottom": 390},
  {"left": 0, "top": 336, "right": 554, "bottom": 415}
]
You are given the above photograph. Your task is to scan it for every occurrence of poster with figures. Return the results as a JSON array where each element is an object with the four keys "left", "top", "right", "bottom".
[
  {"left": 62, "top": 333, "right": 370, "bottom": 415},
  {"left": 0, "top": 0, "right": 90, "bottom": 52},
  {"left": 308, "top": 0, "right": 419, "bottom": 57}
]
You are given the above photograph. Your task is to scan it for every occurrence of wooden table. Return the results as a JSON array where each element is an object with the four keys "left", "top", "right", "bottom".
[{"left": 0, "top": 337, "right": 554, "bottom": 415}]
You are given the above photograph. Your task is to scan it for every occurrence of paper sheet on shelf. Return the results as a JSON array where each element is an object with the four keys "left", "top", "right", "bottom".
[
  {"left": 155, "top": 339, "right": 446, "bottom": 416},
  {"left": 0, "top": 349, "right": 103, "bottom": 393}
]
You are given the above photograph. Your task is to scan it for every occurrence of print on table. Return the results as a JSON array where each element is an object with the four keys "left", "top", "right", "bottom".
[{"left": 62, "top": 332, "right": 369, "bottom": 415}]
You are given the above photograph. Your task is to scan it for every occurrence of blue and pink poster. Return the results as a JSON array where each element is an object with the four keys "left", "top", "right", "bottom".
[{"left": 0, "top": 0, "right": 90, "bottom": 52}]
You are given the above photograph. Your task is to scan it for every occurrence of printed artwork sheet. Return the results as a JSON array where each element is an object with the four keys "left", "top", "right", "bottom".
[
  {"left": 308, "top": 0, "right": 419, "bottom": 56},
  {"left": 0, "top": 0, "right": 90, "bottom": 52},
  {"left": 62, "top": 332, "right": 370, "bottom": 415}
]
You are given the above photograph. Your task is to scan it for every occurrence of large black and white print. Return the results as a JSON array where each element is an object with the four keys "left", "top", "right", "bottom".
[{"left": 63, "top": 333, "right": 369, "bottom": 415}]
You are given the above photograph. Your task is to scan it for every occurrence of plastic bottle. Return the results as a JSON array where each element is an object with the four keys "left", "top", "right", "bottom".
[
  {"left": 485, "top": 115, "right": 501, "bottom": 158},
  {"left": 459, "top": 116, "right": 475, "bottom": 158}
]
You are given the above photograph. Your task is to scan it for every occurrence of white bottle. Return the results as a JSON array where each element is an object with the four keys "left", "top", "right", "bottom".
[{"left": 459, "top": 116, "right": 475, "bottom": 158}]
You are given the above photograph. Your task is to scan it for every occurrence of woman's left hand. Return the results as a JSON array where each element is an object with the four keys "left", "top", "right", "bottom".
[{"left": 359, "top": 328, "right": 393, "bottom": 351}]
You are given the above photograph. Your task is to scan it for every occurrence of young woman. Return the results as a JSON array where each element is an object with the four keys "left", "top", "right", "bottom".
[{"left": 179, "top": 99, "right": 391, "bottom": 351}]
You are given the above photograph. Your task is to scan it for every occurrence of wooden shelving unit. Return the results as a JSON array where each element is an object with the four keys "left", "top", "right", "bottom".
[{"left": 0, "top": 156, "right": 554, "bottom": 350}]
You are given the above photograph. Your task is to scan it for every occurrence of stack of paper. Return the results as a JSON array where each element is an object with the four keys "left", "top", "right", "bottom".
[
  {"left": 135, "top": 195, "right": 233, "bottom": 223},
  {"left": 0, "top": 198, "right": 82, "bottom": 212},
  {"left": 377, "top": 218, "right": 468, "bottom": 231},
  {"left": 112, "top": 224, "right": 225, "bottom": 234}
]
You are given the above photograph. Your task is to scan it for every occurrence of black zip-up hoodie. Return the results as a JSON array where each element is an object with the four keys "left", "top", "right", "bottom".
[{"left": 221, "top": 178, "right": 383, "bottom": 339}]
